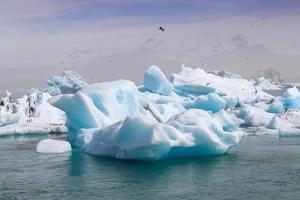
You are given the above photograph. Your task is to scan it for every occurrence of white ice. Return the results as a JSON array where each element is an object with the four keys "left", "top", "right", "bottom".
[
  {"left": 36, "top": 139, "right": 71, "bottom": 153},
  {"left": 254, "top": 77, "right": 281, "bottom": 90},
  {"left": 45, "top": 71, "right": 88, "bottom": 96},
  {"left": 0, "top": 90, "right": 67, "bottom": 136},
  {"left": 237, "top": 105, "right": 275, "bottom": 127}
]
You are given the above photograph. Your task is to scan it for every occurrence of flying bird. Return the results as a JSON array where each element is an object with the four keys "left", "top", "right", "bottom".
[{"left": 158, "top": 26, "right": 165, "bottom": 32}]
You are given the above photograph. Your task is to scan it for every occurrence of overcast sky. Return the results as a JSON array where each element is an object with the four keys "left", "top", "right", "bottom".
[{"left": 1, "top": 0, "right": 300, "bottom": 93}]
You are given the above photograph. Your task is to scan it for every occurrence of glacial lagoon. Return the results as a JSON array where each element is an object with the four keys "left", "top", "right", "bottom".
[{"left": 1, "top": 134, "right": 300, "bottom": 200}]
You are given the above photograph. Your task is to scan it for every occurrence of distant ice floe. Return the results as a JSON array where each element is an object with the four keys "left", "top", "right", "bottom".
[
  {"left": 44, "top": 70, "right": 88, "bottom": 96},
  {"left": 1, "top": 65, "right": 300, "bottom": 160},
  {"left": 0, "top": 71, "right": 88, "bottom": 136},
  {"left": 254, "top": 77, "right": 282, "bottom": 90},
  {"left": 0, "top": 90, "right": 67, "bottom": 136}
]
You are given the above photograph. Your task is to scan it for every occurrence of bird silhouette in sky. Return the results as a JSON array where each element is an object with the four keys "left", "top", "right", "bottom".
[{"left": 158, "top": 26, "right": 165, "bottom": 32}]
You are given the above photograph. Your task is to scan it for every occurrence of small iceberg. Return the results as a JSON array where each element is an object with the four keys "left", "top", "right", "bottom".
[{"left": 36, "top": 139, "right": 71, "bottom": 153}]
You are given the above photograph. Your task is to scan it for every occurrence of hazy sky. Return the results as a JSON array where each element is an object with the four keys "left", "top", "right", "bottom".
[{"left": 1, "top": 0, "right": 300, "bottom": 93}]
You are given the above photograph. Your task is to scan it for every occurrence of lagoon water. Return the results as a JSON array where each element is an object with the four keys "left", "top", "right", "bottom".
[{"left": 1, "top": 135, "right": 300, "bottom": 200}]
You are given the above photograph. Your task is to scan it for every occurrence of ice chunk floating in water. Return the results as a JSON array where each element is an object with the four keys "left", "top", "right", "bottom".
[
  {"left": 36, "top": 139, "right": 71, "bottom": 153},
  {"left": 74, "top": 110, "right": 243, "bottom": 161},
  {"left": 50, "top": 66, "right": 244, "bottom": 160},
  {"left": 282, "top": 87, "right": 300, "bottom": 111}
]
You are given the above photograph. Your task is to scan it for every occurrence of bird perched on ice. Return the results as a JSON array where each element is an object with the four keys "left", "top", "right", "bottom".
[{"left": 158, "top": 26, "right": 165, "bottom": 32}]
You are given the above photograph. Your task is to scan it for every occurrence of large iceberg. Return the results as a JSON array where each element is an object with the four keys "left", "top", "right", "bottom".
[
  {"left": 47, "top": 66, "right": 300, "bottom": 159},
  {"left": 3, "top": 65, "right": 300, "bottom": 160},
  {"left": 49, "top": 66, "right": 246, "bottom": 160},
  {"left": 66, "top": 109, "right": 243, "bottom": 161}
]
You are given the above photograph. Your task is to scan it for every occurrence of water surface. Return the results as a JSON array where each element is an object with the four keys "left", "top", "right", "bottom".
[{"left": 1, "top": 135, "right": 300, "bottom": 200}]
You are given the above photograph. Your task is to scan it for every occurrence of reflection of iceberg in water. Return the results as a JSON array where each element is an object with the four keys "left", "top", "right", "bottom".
[
  {"left": 69, "top": 150, "right": 87, "bottom": 177},
  {"left": 77, "top": 154, "right": 233, "bottom": 198}
]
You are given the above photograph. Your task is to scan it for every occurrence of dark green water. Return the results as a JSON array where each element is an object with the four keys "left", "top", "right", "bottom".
[{"left": 1, "top": 135, "right": 300, "bottom": 200}]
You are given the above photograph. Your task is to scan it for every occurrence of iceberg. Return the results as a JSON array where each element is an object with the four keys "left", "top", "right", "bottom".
[
  {"left": 45, "top": 71, "right": 88, "bottom": 96},
  {"left": 51, "top": 80, "right": 140, "bottom": 129},
  {"left": 50, "top": 80, "right": 141, "bottom": 146},
  {"left": 0, "top": 110, "right": 25, "bottom": 127},
  {"left": 49, "top": 71, "right": 244, "bottom": 160},
  {"left": 171, "top": 66, "right": 257, "bottom": 103},
  {"left": 254, "top": 77, "right": 281, "bottom": 90},
  {"left": 80, "top": 109, "right": 243, "bottom": 161},
  {"left": 213, "top": 109, "right": 244, "bottom": 132},
  {"left": 143, "top": 65, "right": 174, "bottom": 95},
  {"left": 0, "top": 90, "right": 67, "bottom": 136},
  {"left": 0, "top": 122, "right": 67, "bottom": 136},
  {"left": 50, "top": 92, "right": 112, "bottom": 131},
  {"left": 237, "top": 105, "right": 275, "bottom": 127},
  {"left": 282, "top": 87, "right": 300, "bottom": 111},
  {"left": 268, "top": 110, "right": 300, "bottom": 137},
  {"left": 0, "top": 91, "right": 26, "bottom": 126},
  {"left": 266, "top": 99, "right": 284, "bottom": 114},
  {"left": 6, "top": 65, "right": 300, "bottom": 159},
  {"left": 36, "top": 139, "right": 71, "bottom": 153}
]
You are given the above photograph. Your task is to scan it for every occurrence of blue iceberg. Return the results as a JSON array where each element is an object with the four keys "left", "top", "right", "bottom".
[
  {"left": 74, "top": 110, "right": 243, "bottom": 161},
  {"left": 50, "top": 70, "right": 244, "bottom": 160},
  {"left": 7, "top": 65, "right": 298, "bottom": 159},
  {"left": 143, "top": 65, "right": 174, "bottom": 95},
  {"left": 282, "top": 87, "right": 300, "bottom": 111}
]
